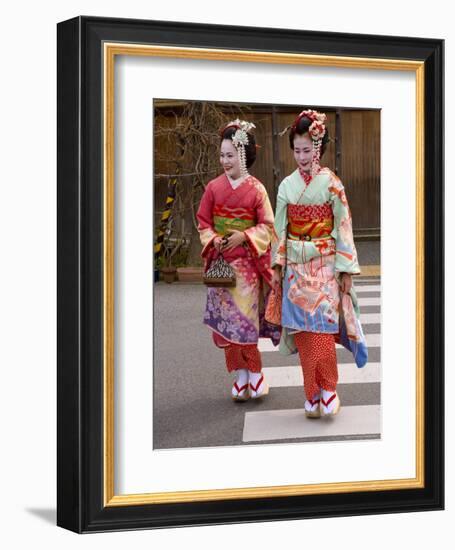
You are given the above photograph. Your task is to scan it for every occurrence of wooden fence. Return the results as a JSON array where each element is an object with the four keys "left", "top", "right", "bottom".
[{"left": 154, "top": 101, "right": 380, "bottom": 265}]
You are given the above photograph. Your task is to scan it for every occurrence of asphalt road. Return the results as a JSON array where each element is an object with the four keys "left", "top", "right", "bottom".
[{"left": 153, "top": 279, "right": 381, "bottom": 450}]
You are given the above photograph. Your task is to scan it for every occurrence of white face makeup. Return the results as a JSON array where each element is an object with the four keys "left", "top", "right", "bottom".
[
  {"left": 220, "top": 139, "right": 241, "bottom": 180},
  {"left": 293, "top": 133, "right": 313, "bottom": 173}
]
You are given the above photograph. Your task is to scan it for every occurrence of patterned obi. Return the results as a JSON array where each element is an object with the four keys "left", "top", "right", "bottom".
[
  {"left": 287, "top": 202, "right": 334, "bottom": 241},
  {"left": 213, "top": 204, "right": 255, "bottom": 236}
]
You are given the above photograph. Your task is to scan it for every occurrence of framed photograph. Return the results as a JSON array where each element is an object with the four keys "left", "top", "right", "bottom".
[{"left": 57, "top": 16, "right": 444, "bottom": 532}]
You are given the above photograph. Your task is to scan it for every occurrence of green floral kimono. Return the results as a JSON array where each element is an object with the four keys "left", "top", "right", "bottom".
[{"left": 272, "top": 167, "right": 367, "bottom": 367}]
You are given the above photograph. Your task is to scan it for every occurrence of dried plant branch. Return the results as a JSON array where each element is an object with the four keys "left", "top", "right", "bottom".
[{"left": 154, "top": 100, "right": 249, "bottom": 266}]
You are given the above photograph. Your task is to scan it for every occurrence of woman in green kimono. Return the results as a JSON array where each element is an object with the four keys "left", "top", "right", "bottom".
[{"left": 271, "top": 109, "right": 367, "bottom": 418}]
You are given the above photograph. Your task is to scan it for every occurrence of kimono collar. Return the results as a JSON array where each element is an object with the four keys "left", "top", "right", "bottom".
[
  {"left": 227, "top": 174, "right": 246, "bottom": 189},
  {"left": 298, "top": 167, "right": 313, "bottom": 186}
]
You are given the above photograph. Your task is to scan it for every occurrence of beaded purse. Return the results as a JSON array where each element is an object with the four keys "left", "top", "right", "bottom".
[{"left": 203, "top": 253, "right": 236, "bottom": 287}]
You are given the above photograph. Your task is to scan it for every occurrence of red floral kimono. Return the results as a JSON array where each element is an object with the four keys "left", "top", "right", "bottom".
[{"left": 197, "top": 173, "right": 280, "bottom": 350}]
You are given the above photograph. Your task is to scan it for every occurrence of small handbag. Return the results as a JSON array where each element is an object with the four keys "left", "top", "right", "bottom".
[
  {"left": 203, "top": 253, "right": 236, "bottom": 287},
  {"left": 265, "top": 234, "right": 286, "bottom": 325},
  {"left": 265, "top": 284, "right": 282, "bottom": 325}
]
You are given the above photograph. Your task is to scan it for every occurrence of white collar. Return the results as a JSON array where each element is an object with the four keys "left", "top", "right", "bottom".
[{"left": 227, "top": 174, "right": 246, "bottom": 189}]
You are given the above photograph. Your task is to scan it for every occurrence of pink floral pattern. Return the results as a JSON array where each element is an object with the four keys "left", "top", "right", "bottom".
[{"left": 197, "top": 173, "right": 280, "bottom": 347}]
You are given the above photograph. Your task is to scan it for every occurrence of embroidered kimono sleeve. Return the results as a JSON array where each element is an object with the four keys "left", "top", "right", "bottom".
[
  {"left": 196, "top": 183, "right": 217, "bottom": 257},
  {"left": 271, "top": 181, "right": 288, "bottom": 268},
  {"left": 329, "top": 173, "right": 361, "bottom": 275},
  {"left": 243, "top": 184, "right": 274, "bottom": 258}
]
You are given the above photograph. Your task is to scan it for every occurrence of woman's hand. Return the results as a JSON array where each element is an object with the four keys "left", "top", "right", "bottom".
[
  {"left": 271, "top": 267, "right": 282, "bottom": 289},
  {"left": 213, "top": 236, "right": 224, "bottom": 252},
  {"left": 222, "top": 230, "right": 246, "bottom": 251},
  {"left": 339, "top": 272, "right": 352, "bottom": 294}
]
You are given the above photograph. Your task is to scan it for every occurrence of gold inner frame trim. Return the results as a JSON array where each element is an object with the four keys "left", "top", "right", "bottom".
[{"left": 103, "top": 43, "right": 425, "bottom": 507}]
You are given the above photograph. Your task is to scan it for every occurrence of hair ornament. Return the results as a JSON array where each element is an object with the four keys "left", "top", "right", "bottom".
[
  {"left": 291, "top": 109, "right": 327, "bottom": 177},
  {"left": 293, "top": 109, "right": 327, "bottom": 140},
  {"left": 220, "top": 119, "right": 256, "bottom": 177}
]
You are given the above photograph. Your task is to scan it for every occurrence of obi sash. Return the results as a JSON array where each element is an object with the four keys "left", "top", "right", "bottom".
[
  {"left": 213, "top": 204, "right": 255, "bottom": 236},
  {"left": 287, "top": 202, "right": 334, "bottom": 241}
]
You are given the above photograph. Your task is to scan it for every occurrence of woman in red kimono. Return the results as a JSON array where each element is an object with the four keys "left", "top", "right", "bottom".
[{"left": 197, "top": 119, "right": 280, "bottom": 401}]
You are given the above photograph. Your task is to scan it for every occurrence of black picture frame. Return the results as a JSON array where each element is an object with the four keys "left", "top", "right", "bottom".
[{"left": 57, "top": 16, "right": 444, "bottom": 533}]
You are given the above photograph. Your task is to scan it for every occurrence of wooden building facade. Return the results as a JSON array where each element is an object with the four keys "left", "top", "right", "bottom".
[{"left": 154, "top": 101, "right": 380, "bottom": 265}]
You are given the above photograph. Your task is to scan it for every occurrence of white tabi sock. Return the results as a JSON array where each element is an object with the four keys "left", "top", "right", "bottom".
[
  {"left": 249, "top": 371, "right": 265, "bottom": 397},
  {"left": 304, "top": 392, "right": 321, "bottom": 413},
  {"left": 232, "top": 369, "right": 249, "bottom": 397},
  {"left": 321, "top": 389, "right": 338, "bottom": 414}
]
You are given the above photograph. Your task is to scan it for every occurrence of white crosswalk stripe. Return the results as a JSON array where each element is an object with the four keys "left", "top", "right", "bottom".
[
  {"left": 243, "top": 405, "right": 381, "bottom": 442},
  {"left": 355, "top": 285, "right": 381, "bottom": 293},
  {"left": 356, "top": 297, "right": 380, "bottom": 306},
  {"left": 243, "top": 279, "right": 381, "bottom": 443},
  {"left": 359, "top": 313, "right": 381, "bottom": 324}
]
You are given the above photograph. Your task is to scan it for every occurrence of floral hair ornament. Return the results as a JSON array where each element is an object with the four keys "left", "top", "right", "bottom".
[
  {"left": 220, "top": 118, "right": 256, "bottom": 177},
  {"left": 279, "top": 109, "right": 327, "bottom": 177},
  {"left": 295, "top": 109, "right": 327, "bottom": 177}
]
